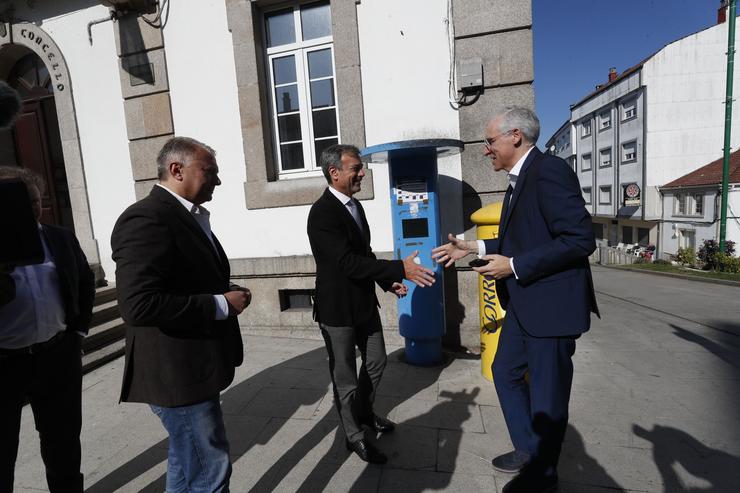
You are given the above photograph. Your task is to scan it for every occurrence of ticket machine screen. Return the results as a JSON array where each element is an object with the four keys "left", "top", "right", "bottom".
[{"left": 402, "top": 218, "right": 429, "bottom": 238}]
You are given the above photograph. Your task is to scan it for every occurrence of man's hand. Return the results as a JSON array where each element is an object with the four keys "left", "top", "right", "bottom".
[
  {"left": 224, "top": 288, "right": 251, "bottom": 316},
  {"left": 402, "top": 250, "right": 435, "bottom": 287},
  {"left": 472, "top": 254, "right": 513, "bottom": 280},
  {"left": 431, "top": 233, "right": 477, "bottom": 267},
  {"left": 391, "top": 281, "right": 408, "bottom": 298}
]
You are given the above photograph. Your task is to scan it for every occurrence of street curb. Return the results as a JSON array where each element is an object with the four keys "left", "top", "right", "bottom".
[{"left": 595, "top": 263, "right": 740, "bottom": 287}]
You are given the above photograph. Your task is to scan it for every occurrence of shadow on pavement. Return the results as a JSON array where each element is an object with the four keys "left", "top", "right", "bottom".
[
  {"left": 671, "top": 323, "right": 740, "bottom": 371},
  {"left": 633, "top": 424, "right": 740, "bottom": 492},
  {"left": 85, "top": 344, "right": 478, "bottom": 492},
  {"left": 248, "top": 348, "right": 460, "bottom": 492},
  {"left": 559, "top": 425, "right": 625, "bottom": 492},
  {"left": 85, "top": 347, "right": 329, "bottom": 492}
]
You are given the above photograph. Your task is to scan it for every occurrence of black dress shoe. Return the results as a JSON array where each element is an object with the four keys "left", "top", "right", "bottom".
[
  {"left": 361, "top": 414, "right": 396, "bottom": 433},
  {"left": 491, "top": 450, "right": 530, "bottom": 473},
  {"left": 502, "top": 472, "right": 558, "bottom": 493},
  {"left": 346, "top": 438, "right": 387, "bottom": 464}
]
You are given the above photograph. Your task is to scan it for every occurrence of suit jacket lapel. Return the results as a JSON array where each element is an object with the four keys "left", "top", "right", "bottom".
[
  {"left": 498, "top": 185, "right": 513, "bottom": 246},
  {"left": 323, "top": 188, "right": 366, "bottom": 243},
  {"left": 355, "top": 199, "right": 371, "bottom": 245},
  {"left": 211, "top": 233, "right": 230, "bottom": 276},
  {"left": 151, "top": 187, "right": 225, "bottom": 272},
  {"left": 500, "top": 147, "right": 542, "bottom": 238}
]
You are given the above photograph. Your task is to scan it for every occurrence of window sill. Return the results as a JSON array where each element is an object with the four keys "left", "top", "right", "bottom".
[
  {"left": 244, "top": 168, "right": 374, "bottom": 209},
  {"left": 672, "top": 214, "right": 703, "bottom": 219}
]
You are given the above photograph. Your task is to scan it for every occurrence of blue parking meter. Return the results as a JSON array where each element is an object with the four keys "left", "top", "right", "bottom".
[{"left": 360, "top": 139, "right": 464, "bottom": 366}]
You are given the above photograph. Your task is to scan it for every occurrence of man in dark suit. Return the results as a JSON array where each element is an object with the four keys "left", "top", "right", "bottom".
[
  {"left": 307, "top": 144, "right": 435, "bottom": 464},
  {"left": 0, "top": 166, "right": 95, "bottom": 493},
  {"left": 432, "top": 107, "right": 598, "bottom": 492},
  {"left": 111, "top": 137, "right": 250, "bottom": 492}
]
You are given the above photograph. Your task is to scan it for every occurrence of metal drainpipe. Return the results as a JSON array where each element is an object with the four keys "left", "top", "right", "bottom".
[{"left": 87, "top": 10, "right": 118, "bottom": 45}]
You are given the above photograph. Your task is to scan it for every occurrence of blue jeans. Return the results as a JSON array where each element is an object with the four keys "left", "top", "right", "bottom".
[{"left": 150, "top": 397, "right": 231, "bottom": 493}]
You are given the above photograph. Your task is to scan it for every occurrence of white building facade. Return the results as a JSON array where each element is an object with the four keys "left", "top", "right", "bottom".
[
  {"left": 546, "top": 8, "right": 740, "bottom": 258},
  {"left": 0, "top": 0, "right": 534, "bottom": 346}
]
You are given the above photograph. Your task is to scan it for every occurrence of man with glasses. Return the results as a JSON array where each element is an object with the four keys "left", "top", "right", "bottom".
[{"left": 432, "top": 107, "right": 599, "bottom": 493}]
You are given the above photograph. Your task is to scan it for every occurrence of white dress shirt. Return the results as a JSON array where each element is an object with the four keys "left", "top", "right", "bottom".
[
  {"left": 476, "top": 146, "right": 535, "bottom": 279},
  {"left": 156, "top": 184, "right": 229, "bottom": 320},
  {"left": 328, "top": 186, "right": 363, "bottom": 231},
  {"left": 0, "top": 226, "right": 67, "bottom": 349}
]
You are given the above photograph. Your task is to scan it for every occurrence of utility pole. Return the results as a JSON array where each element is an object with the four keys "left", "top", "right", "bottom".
[{"left": 720, "top": 0, "right": 736, "bottom": 253}]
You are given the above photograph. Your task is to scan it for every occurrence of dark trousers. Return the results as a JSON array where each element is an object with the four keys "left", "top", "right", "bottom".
[
  {"left": 0, "top": 332, "right": 83, "bottom": 493},
  {"left": 492, "top": 308, "right": 576, "bottom": 478},
  {"left": 320, "top": 311, "right": 387, "bottom": 443}
]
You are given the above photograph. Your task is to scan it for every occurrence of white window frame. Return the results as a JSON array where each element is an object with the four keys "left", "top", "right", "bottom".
[
  {"left": 622, "top": 141, "right": 637, "bottom": 163},
  {"left": 674, "top": 194, "right": 687, "bottom": 215},
  {"left": 679, "top": 229, "right": 696, "bottom": 250},
  {"left": 674, "top": 193, "right": 703, "bottom": 216},
  {"left": 599, "top": 110, "right": 611, "bottom": 130},
  {"left": 599, "top": 185, "right": 612, "bottom": 205},
  {"left": 581, "top": 120, "right": 592, "bottom": 138},
  {"left": 693, "top": 193, "right": 703, "bottom": 215},
  {"left": 581, "top": 152, "right": 592, "bottom": 171},
  {"left": 622, "top": 99, "right": 637, "bottom": 121},
  {"left": 264, "top": 1, "right": 341, "bottom": 177},
  {"left": 583, "top": 187, "right": 592, "bottom": 204},
  {"left": 599, "top": 147, "right": 612, "bottom": 168}
]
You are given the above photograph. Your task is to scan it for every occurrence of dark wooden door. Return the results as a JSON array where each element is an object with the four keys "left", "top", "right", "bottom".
[
  {"left": 13, "top": 100, "right": 59, "bottom": 225},
  {"left": 7, "top": 53, "right": 72, "bottom": 228}
]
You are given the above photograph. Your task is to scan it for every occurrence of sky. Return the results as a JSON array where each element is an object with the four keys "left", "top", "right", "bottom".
[{"left": 533, "top": 0, "right": 720, "bottom": 147}]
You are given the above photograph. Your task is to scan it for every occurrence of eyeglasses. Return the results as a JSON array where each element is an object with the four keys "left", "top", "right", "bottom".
[{"left": 483, "top": 130, "right": 513, "bottom": 148}]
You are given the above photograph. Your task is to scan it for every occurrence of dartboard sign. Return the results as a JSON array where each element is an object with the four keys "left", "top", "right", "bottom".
[{"left": 624, "top": 183, "right": 641, "bottom": 206}]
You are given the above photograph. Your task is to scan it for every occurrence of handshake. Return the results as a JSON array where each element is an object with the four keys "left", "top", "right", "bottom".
[{"left": 431, "top": 234, "right": 513, "bottom": 280}]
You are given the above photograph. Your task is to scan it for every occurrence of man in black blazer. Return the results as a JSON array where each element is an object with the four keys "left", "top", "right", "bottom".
[
  {"left": 433, "top": 107, "right": 598, "bottom": 493},
  {"left": 111, "top": 137, "right": 250, "bottom": 492},
  {"left": 0, "top": 166, "right": 94, "bottom": 493},
  {"left": 307, "top": 144, "right": 435, "bottom": 464}
]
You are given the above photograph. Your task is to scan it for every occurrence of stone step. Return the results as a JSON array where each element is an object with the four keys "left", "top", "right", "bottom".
[
  {"left": 91, "top": 300, "right": 119, "bottom": 327},
  {"left": 81, "top": 338, "right": 125, "bottom": 374},
  {"left": 94, "top": 284, "right": 117, "bottom": 306},
  {"left": 83, "top": 317, "right": 126, "bottom": 354}
]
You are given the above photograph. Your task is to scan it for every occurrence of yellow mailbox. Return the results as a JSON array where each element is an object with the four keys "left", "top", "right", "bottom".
[{"left": 470, "top": 202, "right": 505, "bottom": 381}]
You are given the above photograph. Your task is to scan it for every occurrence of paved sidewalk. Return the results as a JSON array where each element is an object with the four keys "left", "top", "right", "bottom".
[{"left": 13, "top": 267, "right": 740, "bottom": 492}]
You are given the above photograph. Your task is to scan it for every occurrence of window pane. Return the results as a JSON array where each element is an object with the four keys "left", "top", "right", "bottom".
[
  {"left": 301, "top": 2, "right": 332, "bottom": 40},
  {"left": 694, "top": 194, "right": 703, "bottom": 214},
  {"left": 307, "top": 49, "right": 333, "bottom": 79},
  {"left": 310, "top": 79, "right": 334, "bottom": 108},
  {"left": 266, "top": 9, "right": 296, "bottom": 48},
  {"left": 273, "top": 56, "right": 297, "bottom": 85},
  {"left": 281, "top": 142, "right": 305, "bottom": 170},
  {"left": 315, "top": 138, "right": 338, "bottom": 162},
  {"left": 278, "top": 114, "right": 302, "bottom": 142},
  {"left": 276, "top": 84, "right": 299, "bottom": 113},
  {"left": 312, "top": 109, "right": 337, "bottom": 138}
]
